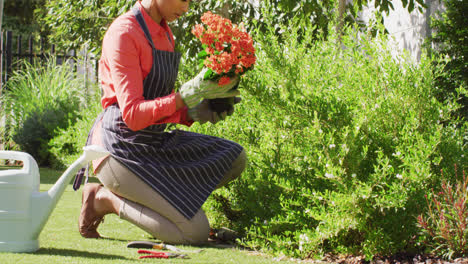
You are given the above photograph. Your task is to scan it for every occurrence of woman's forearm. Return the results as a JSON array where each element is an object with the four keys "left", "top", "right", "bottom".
[{"left": 175, "top": 92, "right": 187, "bottom": 110}]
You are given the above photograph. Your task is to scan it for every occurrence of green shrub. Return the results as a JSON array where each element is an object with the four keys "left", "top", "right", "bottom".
[
  {"left": 186, "top": 18, "right": 467, "bottom": 260},
  {"left": 48, "top": 86, "right": 102, "bottom": 169},
  {"left": 45, "top": 12, "right": 467, "bottom": 262},
  {"left": 1, "top": 59, "right": 85, "bottom": 166}
]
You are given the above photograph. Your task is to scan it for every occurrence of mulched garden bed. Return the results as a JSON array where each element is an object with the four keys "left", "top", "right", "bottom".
[
  {"left": 266, "top": 252, "right": 468, "bottom": 263},
  {"left": 310, "top": 253, "right": 468, "bottom": 264}
]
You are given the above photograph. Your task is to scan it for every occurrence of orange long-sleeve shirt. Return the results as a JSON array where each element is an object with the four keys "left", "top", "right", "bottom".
[
  {"left": 99, "top": 1, "right": 191, "bottom": 131},
  {"left": 91, "top": 2, "right": 192, "bottom": 171}
]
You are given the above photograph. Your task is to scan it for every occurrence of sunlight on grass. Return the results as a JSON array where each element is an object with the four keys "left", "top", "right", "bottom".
[{"left": 0, "top": 167, "right": 294, "bottom": 264}]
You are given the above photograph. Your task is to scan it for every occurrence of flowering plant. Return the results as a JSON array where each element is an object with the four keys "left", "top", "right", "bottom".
[
  {"left": 417, "top": 166, "right": 468, "bottom": 259},
  {"left": 192, "top": 11, "right": 256, "bottom": 86}
]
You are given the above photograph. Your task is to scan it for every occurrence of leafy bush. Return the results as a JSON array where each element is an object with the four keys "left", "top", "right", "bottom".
[
  {"left": 0, "top": 59, "right": 85, "bottom": 166},
  {"left": 417, "top": 166, "right": 467, "bottom": 259},
  {"left": 48, "top": 86, "right": 102, "bottom": 169},
  {"left": 185, "top": 18, "right": 468, "bottom": 260},
  {"left": 43, "top": 8, "right": 468, "bottom": 261}
]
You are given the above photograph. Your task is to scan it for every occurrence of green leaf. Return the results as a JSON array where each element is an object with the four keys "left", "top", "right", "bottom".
[
  {"left": 197, "top": 50, "right": 208, "bottom": 59},
  {"left": 408, "top": 0, "right": 415, "bottom": 12},
  {"left": 198, "top": 61, "right": 205, "bottom": 70},
  {"left": 402, "top": 0, "right": 408, "bottom": 8},
  {"left": 204, "top": 68, "right": 214, "bottom": 80}
]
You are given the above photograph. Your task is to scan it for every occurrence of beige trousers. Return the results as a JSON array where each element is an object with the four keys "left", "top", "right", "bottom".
[{"left": 96, "top": 150, "right": 246, "bottom": 245}]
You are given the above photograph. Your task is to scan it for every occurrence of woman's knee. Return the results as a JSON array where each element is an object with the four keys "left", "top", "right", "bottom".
[
  {"left": 228, "top": 149, "right": 247, "bottom": 181},
  {"left": 216, "top": 149, "right": 247, "bottom": 189},
  {"left": 235, "top": 149, "right": 247, "bottom": 174},
  {"left": 96, "top": 157, "right": 122, "bottom": 192},
  {"left": 179, "top": 210, "right": 210, "bottom": 244}
]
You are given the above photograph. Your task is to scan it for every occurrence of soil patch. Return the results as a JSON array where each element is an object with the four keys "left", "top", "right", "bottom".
[{"left": 309, "top": 253, "right": 468, "bottom": 264}]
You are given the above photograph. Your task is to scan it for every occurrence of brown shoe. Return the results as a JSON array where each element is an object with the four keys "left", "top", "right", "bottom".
[{"left": 79, "top": 183, "right": 104, "bottom": 238}]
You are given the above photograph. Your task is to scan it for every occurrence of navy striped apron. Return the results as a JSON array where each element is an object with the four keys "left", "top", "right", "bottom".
[{"left": 74, "top": 6, "right": 243, "bottom": 220}]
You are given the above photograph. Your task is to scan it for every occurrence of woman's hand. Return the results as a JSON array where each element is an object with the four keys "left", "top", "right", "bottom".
[
  {"left": 179, "top": 69, "right": 240, "bottom": 108},
  {"left": 187, "top": 97, "right": 241, "bottom": 124}
]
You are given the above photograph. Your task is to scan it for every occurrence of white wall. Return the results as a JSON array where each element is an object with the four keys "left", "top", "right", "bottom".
[{"left": 360, "top": 0, "right": 444, "bottom": 61}]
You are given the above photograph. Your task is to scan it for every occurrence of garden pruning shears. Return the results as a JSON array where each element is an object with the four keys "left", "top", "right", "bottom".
[
  {"left": 127, "top": 241, "right": 204, "bottom": 253},
  {"left": 137, "top": 249, "right": 188, "bottom": 259}
]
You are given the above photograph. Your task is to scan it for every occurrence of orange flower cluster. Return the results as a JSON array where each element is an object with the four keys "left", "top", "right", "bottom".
[{"left": 192, "top": 11, "right": 256, "bottom": 85}]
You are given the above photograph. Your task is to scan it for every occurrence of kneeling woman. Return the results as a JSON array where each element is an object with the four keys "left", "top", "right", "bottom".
[{"left": 74, "top": 0, "right": 246, "bottom": 244}]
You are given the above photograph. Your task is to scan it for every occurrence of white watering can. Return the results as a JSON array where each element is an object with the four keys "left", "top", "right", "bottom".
[{"left": 0, "top": 145, "right": 109, "bottom": 252}]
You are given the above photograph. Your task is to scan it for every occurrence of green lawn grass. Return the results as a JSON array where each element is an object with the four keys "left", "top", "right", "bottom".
[{"left": 0, "top": 167, "right": 296, "bottom": 264}]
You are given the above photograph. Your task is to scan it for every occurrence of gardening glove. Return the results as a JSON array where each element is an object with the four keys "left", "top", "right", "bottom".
[
  {"left": 209, "top": 97, "right": 242, "bottom": 115},
  {"left": 180, "top": 68, "right": 240, "bottom": 108},
  {"left": 188, "top": 99, "right": 226, "bottom": 124}
]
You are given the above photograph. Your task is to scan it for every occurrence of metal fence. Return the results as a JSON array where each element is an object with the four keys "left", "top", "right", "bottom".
[{"left": 0, "top": 30, "right": 98, "bottom": 90}]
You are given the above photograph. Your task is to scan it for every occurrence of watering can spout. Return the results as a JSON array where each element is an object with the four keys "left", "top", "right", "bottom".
[{"left": 31, "top": 145, "right": 109, "bottom": 239}]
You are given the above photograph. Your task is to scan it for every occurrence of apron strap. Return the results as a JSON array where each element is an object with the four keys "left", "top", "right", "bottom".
[{"left": 132, "top": 6, "right": 174, "bottom": 49}]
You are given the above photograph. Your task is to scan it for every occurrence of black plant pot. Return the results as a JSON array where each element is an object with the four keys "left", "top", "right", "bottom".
[{"left": 208, "top": 82, "right": 239, "bottom": 114}]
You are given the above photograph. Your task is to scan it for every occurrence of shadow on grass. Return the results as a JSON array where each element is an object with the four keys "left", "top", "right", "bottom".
[
  {"left": 200, "top": 241, "right": 242, "bottom": 250},
  {"left": 31, "top": 247, "right": 131, "bottom": 260},
  {"left": 135, "top": 236, "right": 243, "bottom": 251},
  {"left": 100, "top": 237, "right": 132, "bottom": 243}
]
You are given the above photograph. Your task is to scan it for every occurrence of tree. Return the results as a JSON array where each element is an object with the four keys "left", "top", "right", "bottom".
[
  {"left": 0, "top": 0, "right": 4, "bottom": 33},
  {"left": 428, "top": 0, "right": 468, "bottom": 121},
  {"left": 41, "top": 0, "right": 133, "bottom": 54},
  {"left": 39, "top": 0, "right": 428, "bottom": 59},
  {"left": 2, "top": 0, "right": 45, "bottom": 34},
  {"left": 40, "top": 0, "right": 337, "bottom": 57}
]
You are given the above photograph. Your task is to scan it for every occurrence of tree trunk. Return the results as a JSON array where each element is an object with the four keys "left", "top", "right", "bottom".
[
  {"left": 336, "top": 0, "right": 347, "bottom": 43},
  {"left": 220, "top": 1, "right": 232, "bottom": 17}
]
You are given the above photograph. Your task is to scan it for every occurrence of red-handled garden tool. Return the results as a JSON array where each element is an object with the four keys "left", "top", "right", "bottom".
[
  {"left": 127, "top": 241, "right": 204, "bottom": 253},
  {"left": 137, "top": 249, "right": 188, "bottom": 259}
]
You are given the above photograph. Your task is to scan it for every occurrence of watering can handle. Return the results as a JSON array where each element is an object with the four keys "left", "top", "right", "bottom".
[
  {"left": 0, "top": 150, "right": 37, "bottom": 174},
  {"left": 81, "top": 145, "right": 110, "bottom": 163}
]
